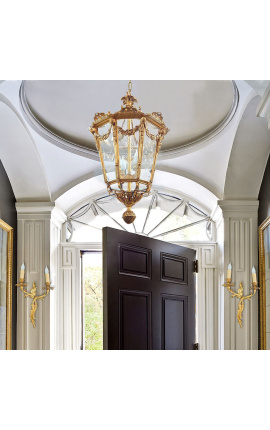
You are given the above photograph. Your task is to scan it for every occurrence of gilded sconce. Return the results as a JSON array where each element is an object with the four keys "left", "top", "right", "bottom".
[
  {"left": 16, "top": 264, "right": 53, "bottom": 328},
  {"left": 223, "top": 263, "right": 259, "bottom": 328}
]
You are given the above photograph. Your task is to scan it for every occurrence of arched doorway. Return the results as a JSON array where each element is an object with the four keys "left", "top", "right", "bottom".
[{"left": 57, "top": 187, "right": 219, "bottom": 350}]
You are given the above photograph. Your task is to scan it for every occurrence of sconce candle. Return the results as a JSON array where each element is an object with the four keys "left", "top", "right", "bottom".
[
  {"left": 227, "top": 263, "right": 232, "bottom": 281},
  {"left": 252, "top": 266, "right": 257, "bottom": 284},
  {"left": 20, "top": 263, "right": 25, "bottom": 280},
  {"left": 45, "top": 266, "right": 50, "bottom": 284}
]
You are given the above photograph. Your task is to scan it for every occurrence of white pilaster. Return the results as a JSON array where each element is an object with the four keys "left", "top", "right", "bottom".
[
  {"left": 16, "top": 202, "right": 66, "bottom": 350},
  {"left": 218, "top": 200, "right": 259, "bottom": 350},
  {"left": 59, "top": 245, "right": 80, "bottom": 350},
  {"left": 173, "top": 241, "right": 218, "bottom": 350}
]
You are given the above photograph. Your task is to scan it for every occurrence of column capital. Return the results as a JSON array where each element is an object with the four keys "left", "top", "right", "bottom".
[
  {"left": 16, "top": 202, "right": 66, "bottom": 225},
  {"left": 16, "top": 201, "right": 55, "bottom": 218},
  {"left": 217, "top": 199, "right": 259, "bottom": 217}
]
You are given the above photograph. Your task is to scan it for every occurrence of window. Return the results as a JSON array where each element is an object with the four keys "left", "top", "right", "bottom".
[{"left": 68, "top": 190, "right": 213, "bottom": 243}]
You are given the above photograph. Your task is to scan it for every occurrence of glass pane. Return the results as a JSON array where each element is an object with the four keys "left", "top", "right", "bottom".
[
  {"left": 263, "top": 228, "right": 270, "bottom": 281},
  {"left": 119, "top": 133, "right": 139, "bottom": 180},
  {"left": 83, "top": 252, "right": 103, "bottom": 350},
  {"left": 157, "top": 220, "right": 209, "bottom": 242},
  {"left": 71, "top": 225, "right": 102, "bottom": 242},
  {"left": 110, "top": 210, "right": 134, "bottom": 233},
  {"left": 264, "top": 227, "right": 270, "bottom": 254},
  {"left": 206, "top": 221, "right": 212, "bottom": 240},
  {"left": 132, "top": 194, "right": 153, "bottom": 233},
  {"left": 69, "top": 191, "right": 213, "bottom": 243},
  {"left": 147, "top": 197, "right": 207, "bottom": 238},
  {"left": 145, "top": 194, "right": 182, "bottom": 236},
  {"left": 0, "top": 228, "right": 7, "bottom": 350},
  {"left": 70, "top": 197, "right": 131, "bottom": 241},
  {"left": 98, "top": 123, "right": 116, "bottom": 183},
  {"left": 140, "top": 133, "right": 156, "bottom": 183},
  {"left": 121, "top": 182, "right": 137, "bottom": 192},
  {"left": 96, "top": 195, "right": 134, "bottom": 233}
]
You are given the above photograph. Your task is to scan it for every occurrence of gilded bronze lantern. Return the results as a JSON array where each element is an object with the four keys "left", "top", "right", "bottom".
[{"left": 89, "top": 81, "right": 169, "bottom": 224}]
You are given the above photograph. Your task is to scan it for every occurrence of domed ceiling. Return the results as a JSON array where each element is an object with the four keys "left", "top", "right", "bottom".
[{"left": 21, "top": 80, "right": 238, "bottom": 158}]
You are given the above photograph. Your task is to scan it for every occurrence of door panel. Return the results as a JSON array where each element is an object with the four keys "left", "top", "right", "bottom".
[
  {"left": 119, "top": 243, "right": 151, "bottom": 278},
  {"left": 161, "top": 253, "right": 187, "bottom": 284},
  {"left": 119, "top": 290, "right": 152, "bottom": 350},
  {"left": 103, "top": 227, "right": 196, "bottom": 350},
  {"left": 161, "top": 294, "right": 187, "bottom": 350}
]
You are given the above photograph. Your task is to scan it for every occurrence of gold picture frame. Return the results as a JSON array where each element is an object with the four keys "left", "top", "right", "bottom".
[
  {"left": 258, "top": 216, "right": 270, "bottom": 349},
  {"left": 0, "top": 219, "right": 13, "bottom": 350}
]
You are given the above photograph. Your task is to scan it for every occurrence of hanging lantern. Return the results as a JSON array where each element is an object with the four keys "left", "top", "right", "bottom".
[{"left": 89, "top": 81, "right": 169, "bottom": 224}]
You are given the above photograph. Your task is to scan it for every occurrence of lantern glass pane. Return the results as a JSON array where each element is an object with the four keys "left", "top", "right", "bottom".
[
  {"left": 99, "top": 124, "right": 116, "bottom": 182},
  {"left": 140, "top": 132, "right": 156, "bottom": 183},
  {"left": 122, "top": 182, "right": 137, "bottom": 192},
  {"left": 118, "top": 131, "right": 139, "bottom": 181}
]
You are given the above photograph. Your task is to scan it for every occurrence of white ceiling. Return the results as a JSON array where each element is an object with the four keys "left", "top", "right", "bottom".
[
  {"left": 0, "top": 79, "right": 270, "bottom": 215},
  {"left": 22, "top": 80, "right": 236, "bottom": 153}
]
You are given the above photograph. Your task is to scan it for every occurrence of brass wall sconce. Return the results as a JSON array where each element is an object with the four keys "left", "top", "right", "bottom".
[
  {"left": 16, "top": 264, "right": 53, "bottom": 328},
  {"left": 223, "top": 263, "right": 259, "bottom": 328}
]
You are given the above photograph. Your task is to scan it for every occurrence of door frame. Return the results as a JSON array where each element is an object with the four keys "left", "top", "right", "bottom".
[{"left": 56, "top": 240, "right": 218, "bottom": 350}]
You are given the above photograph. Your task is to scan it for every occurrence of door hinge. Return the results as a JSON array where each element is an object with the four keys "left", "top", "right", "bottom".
[
  {"left": 194, "top": 343, "right": 199, "bottom": 350},
  {"left": 194, "top": 260, "right": 199, "bottom": 273}
]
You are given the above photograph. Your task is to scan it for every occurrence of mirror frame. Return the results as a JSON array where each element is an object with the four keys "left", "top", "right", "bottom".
[
  {"left": 0, "top": 219, "right": 13, "bottom": 350},
  {"left": 258, "top": 216, "right": 270, "bottom": 350}
]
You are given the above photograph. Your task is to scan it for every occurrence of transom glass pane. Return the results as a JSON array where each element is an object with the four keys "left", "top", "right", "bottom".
[{"left": 68, "top": 191, "right": 212, "bottom": 244}]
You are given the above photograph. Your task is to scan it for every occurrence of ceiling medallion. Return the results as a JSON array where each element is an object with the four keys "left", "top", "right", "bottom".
[{"left": 89, "top": 81, "right": 169, "bottom": 224}]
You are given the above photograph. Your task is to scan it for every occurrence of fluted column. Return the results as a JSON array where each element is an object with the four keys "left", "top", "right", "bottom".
[
  {"left": 218, "top": 200, "right": 259, "bottom": 350},
  {"left": 16, "top": 202, "right": 66, "bottom": 350}
]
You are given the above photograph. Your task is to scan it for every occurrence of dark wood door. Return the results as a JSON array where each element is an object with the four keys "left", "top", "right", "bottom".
[{"left": 103, "top": 227, "right": 196, "bottom": 350}]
